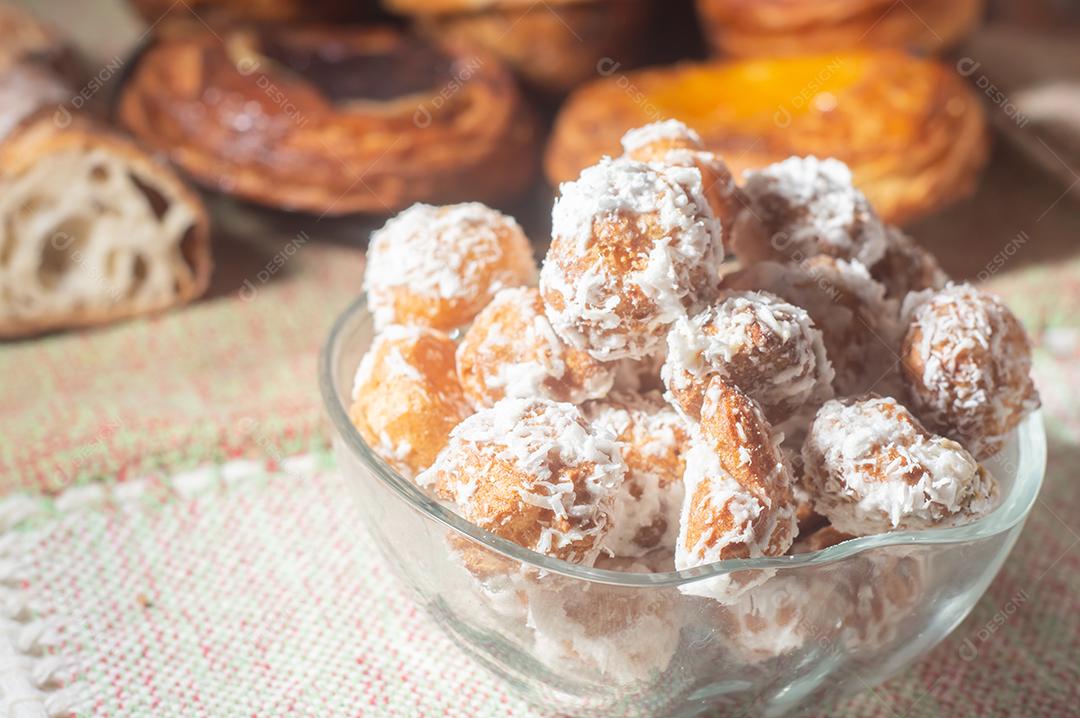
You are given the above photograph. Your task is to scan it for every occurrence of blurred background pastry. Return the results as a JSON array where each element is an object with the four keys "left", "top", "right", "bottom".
[
  {"left": 381, "top": 0, "right": 652, "bottom": 94},
  {"left": 117, "top": 24, "right": 537, "bottom": 215},
  {"left": 547, "top": 51, "right": 989, "bottom": 224},
  {"left": 128, "top": 0, "right": 379, "bottom": 27},
  {"left": 695, "top": 0, "right": 985, "bottom": 57}
]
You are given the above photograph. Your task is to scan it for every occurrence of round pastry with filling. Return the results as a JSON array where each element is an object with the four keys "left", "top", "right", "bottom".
[
  {"left": 676, "top": 379, "right": 798, "bottom": 601},
  {"left": 364, "top": 202, "right": 537, "bottom": 333},
  {"left": 621, "top": 120, "right": 745, "bottom": 234},
  {"left": 901, "top": 283, "right": 1040, "bottom": 459},
  {"left": 349, "top": 325, "right": 471, "bottom": 479},
  {"left": 545, "top": 51, "right": 987, "bottom": 224},
  {"left": 730, "top": 156, "right": 887, "bottom": 267},
  {"left": 662, "top": 290, "right": 834, "bottom": 423},
  {"left": 584, "top": 391, "right": 691, "bottom": 557},
  {"left": 118, "top": 25, "right": 537, "bottom": 214},
  {"left": 801, "top": 395, "right": 1000, "bottom": 535},
  {"left": 456, "top": 286, "right": 614, "bottom": 407},
  {"left": 540, "top": 156, "right": 723, "bottom": 361},
  {"left": 417, "top": 397, "right": 626, "bottom": 564},
  {"left": 723, "top": 257, "right": 901, "bottom": 398}
]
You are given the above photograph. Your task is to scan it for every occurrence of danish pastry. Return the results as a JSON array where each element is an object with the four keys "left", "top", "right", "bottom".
[
  {"left": 901, "top": 283, "right": 1040, "bottom": 459},
  {"left": 662, "top": 290, "right": 834, "bottom": 424},
  {"left": 802, "top": 396, "right": 1000, "bottom": 535},
  {"left": 695, "top": 0, "right": 984, "bottom": 58},
  {"left": 364, "top": 203, "right": 537, "bottom": 333},
  {"left": 676, "top": 379, "right": 798, "bottom": 601},
  {"left": 584, "top": 391, "right": 691, "bottom": 557},
  {"left": 546, "top": 51, "right": 988, "bottom": 224},
  {"left": 540, "top": 156, "right": 723, "bottom": 361},
  {"left": 382, "top": 0, "right": 651, "bottom": 94},
  {"left": 118, "top": 25, "right": 537, "bottom": 214},
  {"left": 349, "top": 325, "right": 471, "bottom": 479},
  {"left": 0, "top": 66, "right": 210, "bottom": 338},
  {"left": 417, "top": 397, "right": 626, "bottom": 565},
  {"left": 456, "top": 286, "right": 614, "bottom": 408}
]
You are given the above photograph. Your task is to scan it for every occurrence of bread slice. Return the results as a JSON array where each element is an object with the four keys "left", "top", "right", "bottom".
[{"left": 0, "top": 65, "right": 210, "bottom": 338}]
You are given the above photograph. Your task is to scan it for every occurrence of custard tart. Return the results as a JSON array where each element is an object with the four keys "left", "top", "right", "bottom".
[
  {"left": 546, "top": 51, "right": 988, "bottom": 224},
  {"left": 117, "top": 25, "right": 537, "bottom": 215},
  {"left": 695, "top": 0, "right": 984, "bottom": 57}
]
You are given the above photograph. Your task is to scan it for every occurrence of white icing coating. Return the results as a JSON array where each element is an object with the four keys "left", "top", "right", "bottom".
[
  {"left": 901, "top": 282, "right": 1039, "bottom": 459},
  {"left": 540, "top": 157, "right": 723, "bottom": 361},
  {"left": 364, "top": 202, "right": 537, "bottom": 330},
  {"left": 620, "top": 119, "right": 702, "bottom": 154},
  {"left": 737, "top": 156, "right": 887, "bottom": 267},
  {"left": 416, "top": 397, "right": 626, "bottom": 564},
  {"left": 584, "top": 391, "right": 689, "bottom": 557},
  {"left": 662, "top": 290, "right": 834, "bottom": 422},
  {"left": 801, "top": 396, "right": 1000, "bottom": 535}
]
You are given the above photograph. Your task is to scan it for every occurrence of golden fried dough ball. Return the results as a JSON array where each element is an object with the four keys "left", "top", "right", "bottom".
[
  {"left": 540, "top": 156, "right": 723, "bottom": 361},
  {"left": 364, "top": 202, "right": 537, "bottom": 332},
  {"left": 349, "top": 325, "right": 471, "bottom": 479},
  {"left": 802, "top": 395, "right": 999, "bottom": 535},
  {"left": 456, "top": 286, "right": 614, "bottom": 408},
  {"left": 901, "top": 283, "right": 1040, "bottom": 459},
  {"left": 417, "top": 397, "right": 626, "bottom": 564}
]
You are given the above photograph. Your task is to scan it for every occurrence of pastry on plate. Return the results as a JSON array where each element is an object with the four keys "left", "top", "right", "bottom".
[
  {"left": 546, "top": 51, "right": 988, "bottom": 224},
  {"left": 382, "top": 0, "right": 651, "bottom": 94},
  {"left": 0, "top": 63, "right": 210, "bottom": 339},
  {"left": 695, "top": 0, "right": 984, "bottom": 57},
  {"left": 117, "top": 25, "right": 537, "bottom": 215}
]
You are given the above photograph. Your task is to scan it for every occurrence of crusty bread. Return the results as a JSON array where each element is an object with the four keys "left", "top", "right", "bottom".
[{"left": 0, "top": 66, "right": 210, "bottom": 338}]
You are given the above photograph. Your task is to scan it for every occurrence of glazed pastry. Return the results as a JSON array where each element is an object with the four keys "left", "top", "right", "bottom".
[
  {"left": 546, "top": 51, "right": 988, "bottom": 224},
  {"left": 802, "top": 396, "right": 1000, "bottom": 535},
  {"left": 695, "top": 0, "right": 984, "bottom": 57},
  {"left": 662, "top": 290, "right": 834, "bottom": 424},
  {"left": 417, "top": 397, "right": 626, "bottom": 565},
  {"left": 118, "top": 25, "right": 537, "bottom": 214},
  {"left": 349, "top": 325, "right": 472, "bottom": 479},
  {"left": 0, "top": 64, "right": 210, "bottom": 338},
  {"left": 676, "top": 379, "right": 798, "bottom": 601},
  {"left": 540, "top": 156, "right": 723, "bottom": 362},
  {"left": 364, "top": 203, "right": 537, "bottom": 333},
  {"left": 901, "top": 283, "right": 1040, "bottom": 459},
  {"left": 456, "top": 286, "right": 615, "bottom": 408},
  {"left": 382, "top": 0, "right": 651, "bottom": 94},
  {"left": 584, "top": 391, "right": 691, "bottom": 557}
]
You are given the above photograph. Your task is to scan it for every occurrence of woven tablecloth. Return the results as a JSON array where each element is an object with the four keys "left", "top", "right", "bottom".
[{"left": 2, "top": 31, "right": 1080, "bottom": 706}]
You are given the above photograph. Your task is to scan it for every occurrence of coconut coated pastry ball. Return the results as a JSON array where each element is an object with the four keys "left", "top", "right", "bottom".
[
  {"left": 723, "top": 256, "right": 901, "bottom": 398},
  {"left": 871, "top": 226, "right": 948, "bottom": 301},
  {"left": 901, "top": 283, "right": 1040, "bottom": 459},
  {"left": 676, "top": 379, "right": 798, "bottom": 601},
  {"left": 802, "top": 396, "right": 1000, "bottom": 535},
  {"left": 349, "top": 325, "right": 471, "bottom": 479},
  {"left": 621, "top": 120, "right": 745, "bottom": 235},
  {"left": 417, "top": 397, "right": 626, "bottom": 565},
  {"left": 662, "top": 290, "right": 834, "bottom": 424},
  {"left": 364, "top": 202, "right": 538, "bottom": 332},
  {"left": 540, "top": 156, "right": 723, "bottom": 362},
  {"left": 731, "top": 156, "right": 888, "bottom": 268},
  {"left": 584, "top": 391, "right": 692, "bottom": 557},
  {"left": 456, "top": 286, "right": 615, "bottom": 408}
]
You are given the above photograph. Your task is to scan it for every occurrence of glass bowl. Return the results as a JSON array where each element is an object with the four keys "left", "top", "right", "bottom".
[{"left": 319, "top": 296, "right": 1046, "bottom": 718}]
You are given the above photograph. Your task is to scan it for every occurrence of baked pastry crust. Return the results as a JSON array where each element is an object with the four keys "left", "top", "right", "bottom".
[
  {"left": 546, "top": 51, "right": 988, "bottom": 224},
  {"left": 695, "top": 0, "right": 984, "bottom": 57},
  {"left": 0, "top": 113, "right": 210, "bottom": 338},
  {"left": 117, "top": 25, "right": 537, "bottom": 215},
  {"left": 383, "top": 0, "right": 651, "bottom": 93}
]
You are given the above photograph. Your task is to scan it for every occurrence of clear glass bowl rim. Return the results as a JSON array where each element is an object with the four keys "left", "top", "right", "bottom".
[{"left": 320, "top": 295, "right": 1047, "bottom": 588}]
